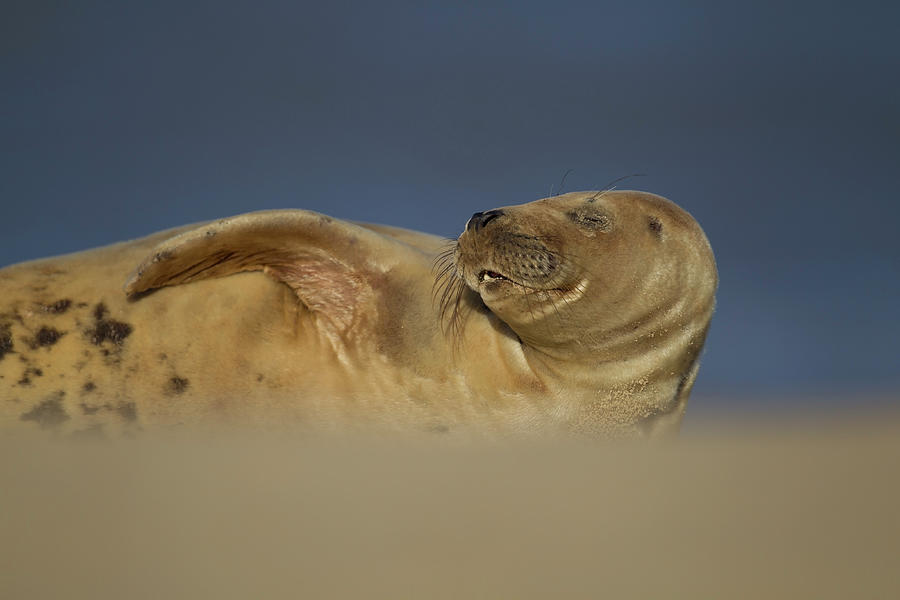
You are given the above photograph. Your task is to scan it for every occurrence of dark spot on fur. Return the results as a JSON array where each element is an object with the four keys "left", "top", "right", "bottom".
[
  {"left": 167, "top": 376, "right": 189, "bottom": 395},
  {"left": 34, "top": 326, "right": 64, "bottom": 348},
  {"left": 87, "top": 303, "right": 133, "bottom": 346},
  {"left": 92, "top": 320, "right": 132, "bottom": 344},
  {"left": 82, "top": 381, "right": 96, "bottom": 393},
  {"left": 42, "top": 299, "right": 72, "bottom": 314},
  {"left": 77, "top": 302, "right": 89, "bottom": 308},
  {"left": 0, "top": 325, "right": 12, "bottom": 360},
  {"left": 17, "top": 367, "right": 42, "bottom": 386},
  {"left": 648, "top": 216, "right": 663, "bottom": 236},
  {"left": 20, "top": 392, "right": 70, "bottom": 428},
  {"left": 256, "top": 373, "right": 264, "bottom": 382},
  {"left": 93, "top": 303, "right": 108, "bottom": 320},
  {"left": 428, "top": 424, "right": 450, "bottom": 434}
]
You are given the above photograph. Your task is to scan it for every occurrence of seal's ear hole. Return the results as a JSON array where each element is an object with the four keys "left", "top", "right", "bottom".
[
  {"left": 568, "top": 206, "right": 612, "bottom": 232},
  {"left": 648, "top": 216, "right": 663, "bottom": 236}
]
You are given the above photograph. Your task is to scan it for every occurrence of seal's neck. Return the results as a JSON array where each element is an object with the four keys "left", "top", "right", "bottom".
[{"left": 521, "top": 303, "right": 711, "bottom": 391}]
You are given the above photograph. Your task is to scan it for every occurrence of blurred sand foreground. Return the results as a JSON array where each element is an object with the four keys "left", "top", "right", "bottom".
[{"left": 2, "top": 414, "right": 899, "bottom": 599}]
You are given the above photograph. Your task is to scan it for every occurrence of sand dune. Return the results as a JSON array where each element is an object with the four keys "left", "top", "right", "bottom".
[{"left": 2, "top": 412, "right": 899, "bottom": 599}]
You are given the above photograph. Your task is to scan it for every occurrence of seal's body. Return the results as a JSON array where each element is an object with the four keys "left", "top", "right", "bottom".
[{"left": 0, "top": 191, "right": 716, "bottom": 438}]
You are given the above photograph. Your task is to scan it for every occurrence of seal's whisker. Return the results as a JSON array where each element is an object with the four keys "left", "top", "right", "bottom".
[
  {"left": 551, "top": 168, "right": 574, "bottom": 197},
  {"left": 588, "top": 173, "right": 645, "bottom": 202},
  {"left": 432, "top": 242, "right": 474, "bottom": 345},
  {"left": 550, "top": 289, "right": 583, "bottom": 343},
  {"left": 439, "top": 277, "right": 471, "bottom": 348},
  {"left": 522, "top": 285, "right": 540, "bottom": 328},
  {"left": 431, "top": 241, "right": 462, "bottom": 309},
  {"left": 431, "top": 243, "right": 456, "bottom": 270},
  {"left": 545, "top": 292, "right": 570, "bottom": 335},
  {"left": 451, "top": 280, "right": 468, "bottom": 339},
  {"left": 439, "top": 281, "right": 459, "bottom": 317},
  {"left": 438, "top": 283, "right": 459, "bottom": 324},
  {"left": 432, "top": 262, "right": 457, "bottom": 293}
]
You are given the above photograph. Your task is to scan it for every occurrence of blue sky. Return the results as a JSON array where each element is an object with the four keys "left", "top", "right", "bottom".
[{"left": 2, "top": 1, "right": 898, "bottom": 409}]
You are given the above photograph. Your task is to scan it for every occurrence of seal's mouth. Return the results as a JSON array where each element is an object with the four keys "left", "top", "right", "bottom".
[
  {"left": 478, "top": 269, "right": 509, "bottom": 283},
  {"left": 475, "top": 268, "right": 540, "bottom": 295},
  {"left": 474, "top": 266, "right": 583, "bottom": 301}
]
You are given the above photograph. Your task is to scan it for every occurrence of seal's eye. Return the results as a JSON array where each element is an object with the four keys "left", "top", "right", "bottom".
[{"left": 569, "top": 207, "right": 612, "bottom": 232}]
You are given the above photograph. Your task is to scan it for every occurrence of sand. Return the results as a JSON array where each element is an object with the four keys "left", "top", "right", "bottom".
[{"left": 2, "top": 412, "right": 899, "bottom": 599}]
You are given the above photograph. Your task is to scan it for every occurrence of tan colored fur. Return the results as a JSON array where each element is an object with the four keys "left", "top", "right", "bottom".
[{"left": 0, "top": 191, "right": 716, "bottom": 438}]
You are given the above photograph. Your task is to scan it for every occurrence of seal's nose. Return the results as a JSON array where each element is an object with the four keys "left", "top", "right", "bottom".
[{"left": 466, "top": 209, "right": 505, "bottom": 233}]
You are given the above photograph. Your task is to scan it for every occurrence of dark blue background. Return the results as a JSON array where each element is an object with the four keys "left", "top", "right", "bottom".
[{"left": 3, "top": 1, "right": 898, "bottom": 413}]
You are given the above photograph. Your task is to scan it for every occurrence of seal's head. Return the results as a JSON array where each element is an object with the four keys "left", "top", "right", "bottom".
[{"left": 450, "top": 190, "right": 717, "bottom": 367}]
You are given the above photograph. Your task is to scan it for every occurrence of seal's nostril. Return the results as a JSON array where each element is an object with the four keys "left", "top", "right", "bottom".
[
  {"left": 480, "top": 210, "right": 503, "bottom": 227},
  {"left": 466, "top": 209, "right": 504, "bottom": 232},
  {"left": 466, "top": 211, "right": 484, "bottom": 232}
]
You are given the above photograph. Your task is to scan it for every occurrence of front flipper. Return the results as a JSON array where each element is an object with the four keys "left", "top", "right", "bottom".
[{"left": 124, "top": 210, "right": 431, "bottom": 332}]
